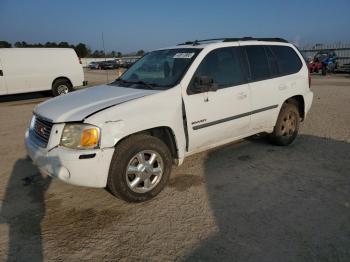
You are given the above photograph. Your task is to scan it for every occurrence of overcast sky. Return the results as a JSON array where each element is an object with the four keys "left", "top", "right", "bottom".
[{"left": 1, "top": 0, "right": 350, "bottom": 53}]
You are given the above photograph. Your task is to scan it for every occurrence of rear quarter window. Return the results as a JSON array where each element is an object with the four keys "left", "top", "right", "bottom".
[{"left": 270, "top": 45, "right": 302, "bottom": 75}]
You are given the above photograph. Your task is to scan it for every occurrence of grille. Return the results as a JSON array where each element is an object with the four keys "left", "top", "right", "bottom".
[{"left": 30, "top": 115, "right": 53, "bottom": 147}]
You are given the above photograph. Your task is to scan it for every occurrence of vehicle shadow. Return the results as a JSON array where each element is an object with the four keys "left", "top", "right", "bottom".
[
  {"left": 0, "top": 157, "right": 52, "bottom": 261},
  {"left": 0, "top": 91, "right": 51, "bottom": 103},
  {"left": 185, "top": 134, "right": 350, "bottom": 262}
]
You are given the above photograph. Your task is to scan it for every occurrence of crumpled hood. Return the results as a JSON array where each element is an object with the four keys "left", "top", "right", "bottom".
[{"left": 34, "top": 85, "right": 159, "bottom": 122}]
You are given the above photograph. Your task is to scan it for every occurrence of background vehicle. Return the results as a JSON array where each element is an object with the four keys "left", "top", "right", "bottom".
[
  {"left": 88, "top": 61, "right": 101, "bottom": 69},
  {"left": 0, "top": 48, "right": 86, "bottom": 96},
  {"left": 120, "top": 57, "right": 139, "bottom": 68},
  {"left": 25, "top": 38, "right": 313, "bottom": 202},
  {"left": 99, "top": 60, "right": 119, "bottom": 70},
  {"left": 308, "top": 50, "right": 338, "bottom": 75}
]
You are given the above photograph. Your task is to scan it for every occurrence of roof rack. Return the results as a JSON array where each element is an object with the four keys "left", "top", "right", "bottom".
[{"left": 177, "top": 37, "right": 289, "bottom": 46}]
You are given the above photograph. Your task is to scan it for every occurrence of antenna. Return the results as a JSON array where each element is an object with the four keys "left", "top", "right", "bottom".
[{"left": 102, "top": 32, "right": 109, "bottom": 83}]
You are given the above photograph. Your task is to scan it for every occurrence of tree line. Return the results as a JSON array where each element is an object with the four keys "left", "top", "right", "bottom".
[{"left": 0, "top": 40, "right": 145, "bottom": 58}]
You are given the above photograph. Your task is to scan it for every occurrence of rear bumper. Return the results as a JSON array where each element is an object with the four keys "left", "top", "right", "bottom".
[
  {"left": 304, "top": 90, "right": 313, "bottom": 118},
  {"left": 25, "top": 130, "right": 114, "bottom": 188}
]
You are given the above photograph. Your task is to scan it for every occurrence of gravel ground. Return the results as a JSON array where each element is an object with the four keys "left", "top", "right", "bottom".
[{"left": 0, "top": 72, "right": 349, "bottom": 261}]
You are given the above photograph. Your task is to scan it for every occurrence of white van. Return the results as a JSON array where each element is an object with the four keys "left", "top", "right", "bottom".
[
  {"left": 25, "top": 38, "right": 313, "bottom": 202},
  {"left": 0, "top": 48, "right": 86, "bottom": 96}
]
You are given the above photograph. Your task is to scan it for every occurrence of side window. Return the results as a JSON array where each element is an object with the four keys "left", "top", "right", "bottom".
[
  {"left": 193, "top": 47, "right": 245, "bottom": 89},
  {"left": 270, "top": 45, "right": 302, "bottom": 75},
  {"left": 245, "top": 45, "right": 270, "bottom": 81}
]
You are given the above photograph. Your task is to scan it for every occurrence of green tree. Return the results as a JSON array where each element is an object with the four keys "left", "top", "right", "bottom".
[
  {"left": 14, "top": 42, "right": 22, "bottom": 47},
  {"left": 74, "top": 43, "right": 88, "bottom": 58},
  {"left": 0, "top": 41, "right": 12, "bottom": 48},
  {"left": 86, "top": 47, "right": 92, "bottom": 57},
  {"left": 45, "top": 42, "right": 58, "bottom": 47},
  {"left": 117, "top": 52, "right": 122, "bottom": 58},
  {"left": 14, "top": 41, "right": 28, "bottom": 47},
  {"left": 110, "top": 51, "right": 116, "bottom": 57},
  {"left": 91, "top": 50, "right": 104, "bottom": 58},
  {"left": 136, "top": 50, "right": 145, "bottom": 56},
  {"left": 58, "top": 42, "right": 70, "bottom": 48}
]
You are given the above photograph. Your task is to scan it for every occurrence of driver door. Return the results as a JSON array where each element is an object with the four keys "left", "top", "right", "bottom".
[{"left": 183, "top": 46, "right": 251, "bottom": 152}]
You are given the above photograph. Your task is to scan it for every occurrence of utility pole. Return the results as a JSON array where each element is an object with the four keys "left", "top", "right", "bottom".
[{"left": 102, "top": 32, "right": 109, "bottom": 83}]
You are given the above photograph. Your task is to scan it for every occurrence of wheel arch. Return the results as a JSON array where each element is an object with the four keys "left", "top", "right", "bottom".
[
  {"left": 52, "top": 76, "right": 73, "bottom": 88},
  {"left": 114, "top": 126, "right": 179, "bottom": 164},
  {"left": 284, "top": 95, "right": 305, "bottom": 121}
]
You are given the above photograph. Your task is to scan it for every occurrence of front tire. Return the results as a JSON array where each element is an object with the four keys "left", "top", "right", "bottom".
[
  {"left": 270, "top": 101, "right": 300, "bottom": 146},
  {"left": 107, "top": 134, "right": 172, "bottom": 202}
]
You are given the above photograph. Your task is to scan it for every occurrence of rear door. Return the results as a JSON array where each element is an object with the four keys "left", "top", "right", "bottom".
[
  {"left": 183, "top": 46, "right": 251, "bottom": 152},
  {"left": 242, "top": 44, "right": 305, "bottom": 132},
  {"left": 0, "top": 58, "right": 6, "bottom": 95},
  {"left": 242, "top": 45, "right": 280, "bottom": 131}
]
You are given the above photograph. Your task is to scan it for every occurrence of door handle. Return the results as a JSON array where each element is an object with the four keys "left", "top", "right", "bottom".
[
  {"left": 0, "top": 70, "right": 3, "bottom": 76},
  {"left": 237, "top": 92, "right": 247, "bottom": 99}
]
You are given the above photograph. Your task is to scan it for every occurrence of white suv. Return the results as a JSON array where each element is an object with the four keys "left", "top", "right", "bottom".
[{"left": 25, "top": 37, "right": 313, "bottom": 202}]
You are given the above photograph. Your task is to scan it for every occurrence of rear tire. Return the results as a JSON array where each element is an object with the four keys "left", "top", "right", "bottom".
[
  {"left": 107, "top": 134, "right": 172, "bottom": 202},
  {"left": 52, "top": 79, "right": 73, "bottom": 96},
  {"left": 270, "top": 101, "right": 300, "bottom": 146}
]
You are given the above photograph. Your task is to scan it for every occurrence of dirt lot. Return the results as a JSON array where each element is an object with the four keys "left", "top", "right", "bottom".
[{"left": 0, "top": 71, "right": 349, "bottom": 261}]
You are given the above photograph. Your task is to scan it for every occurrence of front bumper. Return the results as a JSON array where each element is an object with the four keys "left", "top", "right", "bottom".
[{"left": 25, "top": 130, "right": 114, "bottom": 188}]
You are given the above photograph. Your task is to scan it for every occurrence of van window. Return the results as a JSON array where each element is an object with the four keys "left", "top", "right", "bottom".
[
  {"left": 245, "top": 46, "right": 270, "bottom": 81},
  {"left": 270, "top": 46, "right": 302, "bottom": 75},
  {"left": 193, "top": 47, "right": 245, "bottom": 88}
]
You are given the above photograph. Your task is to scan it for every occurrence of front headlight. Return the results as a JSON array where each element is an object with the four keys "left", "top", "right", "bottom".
[{"left": 60, "top": 123, "right": 100, "bottom": 149}]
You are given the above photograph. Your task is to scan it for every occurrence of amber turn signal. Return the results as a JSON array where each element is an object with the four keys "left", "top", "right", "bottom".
[{"left": 80, "top": 128, "right": 99, "bottom": 148}]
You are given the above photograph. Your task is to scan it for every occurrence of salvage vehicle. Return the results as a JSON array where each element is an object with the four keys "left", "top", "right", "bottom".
[
  {"left": 308, "top": 50, "right": 338, "bottom": 75},
  {"left": 88, "top": 61, "right": 101, "bottom": 69},
  {"left": 25, "top": 37, "right": 313, "bottom": 202},
  {"left": 0, "top": 48, "right": 86, "bottom": 96},
  {"left": 99, "top": 60, "right": 119, "bottom": 70}
]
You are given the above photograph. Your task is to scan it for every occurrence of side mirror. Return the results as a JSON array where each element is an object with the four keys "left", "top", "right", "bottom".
[{"left": 191, "top": 75, "right": 218, "bottom": 93}]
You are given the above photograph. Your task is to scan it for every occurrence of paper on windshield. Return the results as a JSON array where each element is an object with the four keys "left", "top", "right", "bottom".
[{"left": 173, "top": 53, "right": 195, "bottom": 59}]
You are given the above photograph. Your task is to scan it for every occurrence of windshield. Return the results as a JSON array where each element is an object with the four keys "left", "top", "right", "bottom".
[{"left": 112, "top": 48, "right": 201, "bottom": 90}]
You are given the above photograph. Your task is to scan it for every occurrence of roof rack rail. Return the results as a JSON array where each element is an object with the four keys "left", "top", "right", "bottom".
[
  {"left": 177, "top": 38, "right": 227, "bottom": 46},
  {"left": 224, "top": 37, "right": 289, "bottom": 43},
  {"left": 177, "top": 37, "right": 289, "bottom": 46}
]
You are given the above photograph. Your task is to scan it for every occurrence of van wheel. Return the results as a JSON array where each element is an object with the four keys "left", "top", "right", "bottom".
[
  {"left": 52, "top": 79, "right": 72, "bottom": 96},
  {"left": 107, "top": 134, "right": 172, "bottom": 202},
  {"left": 270, "top": 102, "right": 300, "bottom": 146}
]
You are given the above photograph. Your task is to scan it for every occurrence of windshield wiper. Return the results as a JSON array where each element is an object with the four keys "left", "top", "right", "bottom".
[
  {"left": 112, "top": 79, "right": 159, "bottom": 90},
  {"left": 112, "top": 78, "right": 130, "bottom": 85},
  {"left": 131, "top": 80, "right": 159, "bottom": 90}
]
